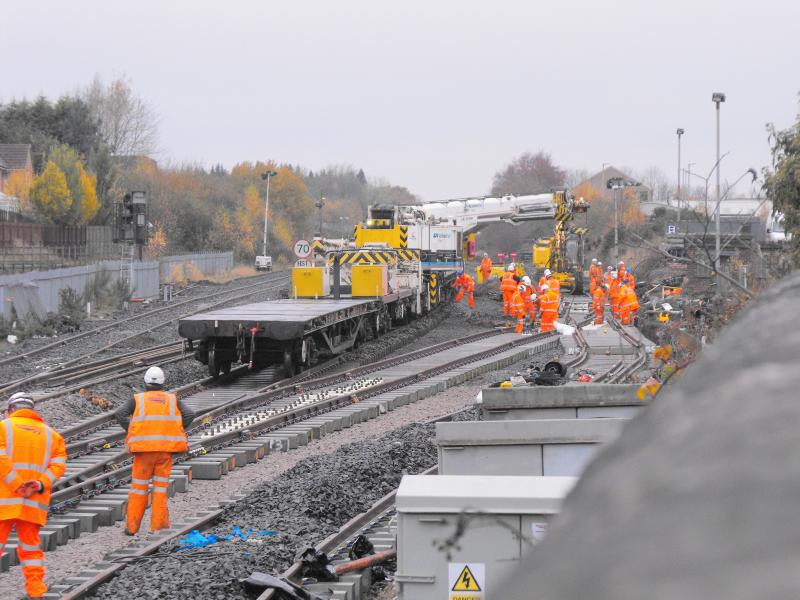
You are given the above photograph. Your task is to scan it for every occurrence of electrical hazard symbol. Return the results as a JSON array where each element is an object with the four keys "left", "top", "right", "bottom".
[{"left": 448, "top": 562, "right": 485, "bottom": 599}]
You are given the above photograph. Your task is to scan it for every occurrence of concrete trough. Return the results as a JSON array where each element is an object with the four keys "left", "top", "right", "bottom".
[
  {"left": 479, "top": 383, "right": 643, "bottom": 421},
  {"left": 436, "top": 418, "right": 628, "bottom": 476}
]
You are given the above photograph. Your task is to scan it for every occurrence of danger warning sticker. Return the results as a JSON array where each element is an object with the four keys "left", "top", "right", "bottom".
[{"left": 448, "top": 562, "right": 484, "bottom": 599}]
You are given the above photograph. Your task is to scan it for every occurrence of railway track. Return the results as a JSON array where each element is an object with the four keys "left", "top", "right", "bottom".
[
  {"left": 0, "top": 273, "right": 290, "bottom": 396},
  {"left": 24, "top": 327, "right": 562, "bottom": 597}
]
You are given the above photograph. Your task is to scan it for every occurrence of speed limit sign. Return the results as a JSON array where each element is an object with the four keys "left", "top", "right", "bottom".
[{"left": 294, "top": 239, "right": 311, "bottom": 259}]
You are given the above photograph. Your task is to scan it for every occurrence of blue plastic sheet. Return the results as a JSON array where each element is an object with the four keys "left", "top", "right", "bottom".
[{"left": 177, "top": 526, "right": 277, "bottom": 550}]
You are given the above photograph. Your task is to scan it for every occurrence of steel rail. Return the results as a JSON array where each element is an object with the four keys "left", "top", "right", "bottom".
[
  {"left": 0, "top": 271, "right": 287, "bottom": 370},
  {"left": 49, "top": 329, "right": 557, "bottom": 511},
  {"left": 0, "top": 274, "right": 290, "bottom": 396}
]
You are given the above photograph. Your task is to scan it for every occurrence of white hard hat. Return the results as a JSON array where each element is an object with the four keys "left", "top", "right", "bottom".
[
  {"left": 541, "top": 284, "right": 549, "bottom": 291},
  {"left": 618, "top": 261, "right": 625, "bottom": 266},
  {"left": 144, "top": 366, "right": 165, "bottom": 385},
  {"left": 483, "top": 252, "right": 488, "bottom": 257},
  {"left": 598, "top": 261, "right": 603, "bottom": 266},
  {"left": 506, "top": 264, "right": 514, "bottom": 271},
  {"left": 607, "top": 265, "right": 613, "bottom": 271},
  {"left": 6, "top": 391, "right": 34, "bottom": 412},
  {"left": 544, "top": 269, "right": 552, "bottom": 276},
  {"left": 522, "top": 276, "right": 531, "bottom": 285},
  {"left": 591, "top": 258, "right": 598, "bottom": 263}
]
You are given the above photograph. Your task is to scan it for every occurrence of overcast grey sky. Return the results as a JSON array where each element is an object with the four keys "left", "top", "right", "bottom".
[{"left": 1, "top": 0, "right": 798, "bottom": 200}]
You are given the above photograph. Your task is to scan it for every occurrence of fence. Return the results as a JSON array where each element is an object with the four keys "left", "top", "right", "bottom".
[
  {"left": 0, "top": 224, "right": 120, "bottom": 273},
  {"left": 0, "top": 251, "right": 233, "bottom": 321},
  {"left": 158, "top": 252, "right": 234, "bottom": 281}
]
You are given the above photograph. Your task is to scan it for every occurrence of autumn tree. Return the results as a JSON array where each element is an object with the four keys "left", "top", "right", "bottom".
[
  {"left": 491, "top": 151, "right": 566, "bottom": 196},
  {"left": 82, "top": 76, "right": 159, "bottom": 156},
  {"left": 48, "top": 145, "right": 100, "bottom": 224},
  {"left": 30, "top": 161, "right": 72, "bottom": 224}
]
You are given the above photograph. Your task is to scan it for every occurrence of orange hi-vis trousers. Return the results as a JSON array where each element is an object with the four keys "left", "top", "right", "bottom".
[
  {"left": 455, "top": 288, "right": 475, "bottom": 308},
  {"left": 127, "top": 452, "right": 173, "bottom": 534},
  {"left": 0, "top": 519, "right": 46, "bottom": 597}
]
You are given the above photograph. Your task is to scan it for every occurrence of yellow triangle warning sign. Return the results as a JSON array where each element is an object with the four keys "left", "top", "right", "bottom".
[{"left": 452, "top": 565, "right": 482, "bottom": 591}]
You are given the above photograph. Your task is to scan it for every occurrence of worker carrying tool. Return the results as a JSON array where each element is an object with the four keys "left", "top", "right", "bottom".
[
  {"left": 593, "top": 283, "right": 609, "bottom": 325},
  {"left": 115, "top": 367, "right": 195, "bottom": 536},
  {"left": 511, "top": 284, "right": 528, "bottom": 333},
  {"left": 479, "top": 253, "right": 493, "bottom": 282},
  {"left": 452, "top": 269, "right": 475, "bottom": 309},
  {"left": 500, "top": 264, "right": 518, "bottom": 316},
  {"left": 619, "top": 279, "right": 640, "bottom": 325},
  {"left": 0, "top": 392, "right": 67, "bottom": 598},
  {"left": 589, "top": 258, "right": 603, "bottom": 295},
  {"left": 538, "top": 284, "right": 559, "bottom": 333}
]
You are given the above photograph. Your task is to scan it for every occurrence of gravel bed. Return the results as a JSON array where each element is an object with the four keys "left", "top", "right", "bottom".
[
  {"left": 94, "top": 424, "right": 439, "bottom": 600},
  {"left": 0, "top": 381, "right": 481, "bottom": 599}
]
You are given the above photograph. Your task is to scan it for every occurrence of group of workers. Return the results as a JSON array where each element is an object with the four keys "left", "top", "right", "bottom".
[
  {"left": 589, "top": 258, "right": 640, "bottom": 326},
  {"left": 0, "top": 366, "right": 190, "bottom": 598},
  {"left": 453, "top": 252, "right": 640, "bottom": 334}
]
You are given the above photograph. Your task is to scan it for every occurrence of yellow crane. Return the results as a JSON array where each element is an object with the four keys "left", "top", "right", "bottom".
[{"left": 532, "top": 190, "right": 589, "bottom": 293}]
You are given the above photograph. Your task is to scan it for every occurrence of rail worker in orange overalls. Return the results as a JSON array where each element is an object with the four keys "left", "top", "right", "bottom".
[
  {"left": 452, "top": 268, "right": 476, "bottom": 309},
  {"left": 521, "top": 276, "right": 539, "bottom": 323},
  {"left": 593, "top": 283, "right": 609, "bottom": 325},
  {"left": 617, "top": 261, "right": 635, "bottom": 288},
  {"left": 0, "top": 392, "right": 67, "bottom": 598},
  {"left": 619, "top": 279, "right": 640, "bottom": 325},
  {"left": 510, "top": 285, "right": 528, "bottom": 333},
  {"left": 589, "top": 258, "right": 603, "bottom": 295},
  {"left": 538, "top": 284, "right": 559, "bottom": 333},
  {"left": 609, "top": 271, "right": 622, "bottom": 320},
  {"left": 115, "top": 367, "right": 196, "bottom": 535},
  {"left": 604, "top": 265, "right": 615, "bottom": 288},
  {"left": 479, "top": 253, "right": 493, "bottom": 283},
  {"left": 544, "top": 270, "right": 561, "bottom": 302},
  {"left": 500, "top": 264, "right": 518, "bottom": 316}
]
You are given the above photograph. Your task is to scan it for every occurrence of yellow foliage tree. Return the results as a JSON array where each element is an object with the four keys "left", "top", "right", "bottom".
[
  {"left": 78, "top": 165, "right": 100, "bottom": 224},
  {"left": 146, "top": 222, "right": 168, "bottom": 258},
  {"left": 30, "top": 161, "right": 73, "bottom": 224},
  {"left": 5, "top": 171, "right": 32, "bottom": 206},
  {"left": 621, "top": 188, "right": 645, "bottom": 226},
  {"left": 573, "top": 182, "right": 604, "bottom": 202}
]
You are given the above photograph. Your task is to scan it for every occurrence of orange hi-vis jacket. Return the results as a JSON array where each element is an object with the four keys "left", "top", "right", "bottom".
[
  {"left": 0, "top": 409, "right": 67, "bottom": 526},
  {"left": 589, "top": 264, "right": 603, "bottom": 283},
  {"left": 522, "top": 287, "right": 538, "bottom": 317},
  {"left": 592, "top": 287, "right": 606, "bottom": 313},
  {"left": 510, "top": 291, "right": 526, "bottom": 317},
  {"left": 621, "top": 286, "right": 640, "bottom": 315},
  {"left": 453, "top": 273, "right": 475, "bottom": 292},
  {"left": 500, "top": 272, "right": 517, "bottom": 293},
  {"left": 479, "top": 258, "right": 492, "bottom": 276},
  {"left": 126, "top": 391, "right": 189, "bottom": 454},
  {"left": 539, "top": 289, "right": 559, "bottom": 320},
  {"left": 547, "top": 277, "right": 561, "bottom": 298}
]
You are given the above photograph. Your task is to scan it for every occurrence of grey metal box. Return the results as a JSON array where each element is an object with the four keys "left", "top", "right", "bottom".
[
  {"left": 396, "top": 475, "right": 575, "bottom": 600},
  {"left": 436, "top": 418, "right": 627, "bottom": 477},
  {"left": 479, "top": 383, "right": 642, "bottom": 421}
]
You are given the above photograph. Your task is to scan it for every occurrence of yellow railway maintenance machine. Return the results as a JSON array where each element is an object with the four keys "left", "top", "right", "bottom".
[
  {"left": 354, "top": 204, "right": 464, "bottom": 311},
  {"left": 532, "top": 190, "right": 589, "bottom": 294}
]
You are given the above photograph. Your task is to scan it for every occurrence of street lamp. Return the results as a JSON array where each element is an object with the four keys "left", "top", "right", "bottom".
[
  {"left": 712, "top": 92, "right": 726, "bottom": 279},
  {"left": 676, "top": 128, "right": 684, "bottom": 217},
  {"left": 260, "top": 170, "right": 278, "bottom": 257}
]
